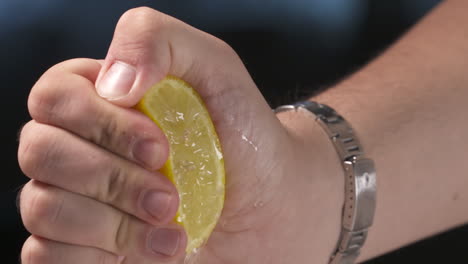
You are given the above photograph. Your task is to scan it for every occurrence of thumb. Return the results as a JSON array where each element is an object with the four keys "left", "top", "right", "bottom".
[
  {"left": 95, "top": 7, "right": 172, "bottom": 106},
  {"left": 95, "top": 7, "right": 260, "bottom": 109}
]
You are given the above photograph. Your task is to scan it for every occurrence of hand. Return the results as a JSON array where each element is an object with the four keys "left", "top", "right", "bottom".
[{"left": 18, "top": 7, "right": 344, "bottom": 264}]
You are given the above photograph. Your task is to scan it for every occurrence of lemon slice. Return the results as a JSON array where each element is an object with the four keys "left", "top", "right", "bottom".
[{"left": 136, "top": 76, "right": 225, "bottom": 254}]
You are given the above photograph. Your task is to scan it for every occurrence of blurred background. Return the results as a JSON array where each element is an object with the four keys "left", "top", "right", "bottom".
[{"left": 2, "top": 0, "right": 467, "bottom": 262}]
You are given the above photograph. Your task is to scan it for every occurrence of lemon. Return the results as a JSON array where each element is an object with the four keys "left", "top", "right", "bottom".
[{"left": 136, "top": 76, "right": 225, "bottom": 254}]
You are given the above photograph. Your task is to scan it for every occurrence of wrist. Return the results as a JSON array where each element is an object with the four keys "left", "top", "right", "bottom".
[{"left": 276, "top": 109, "right": 345, "bottom": 263}]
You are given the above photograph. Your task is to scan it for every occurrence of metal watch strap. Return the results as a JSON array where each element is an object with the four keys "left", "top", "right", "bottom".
[{"left": 275, "top": 101, "right": 376, "bottom": 264}]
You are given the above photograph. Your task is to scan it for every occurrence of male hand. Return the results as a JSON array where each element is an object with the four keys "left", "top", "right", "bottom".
[{"left": 18, "top": 7, "right": 343, "bottom": 264}]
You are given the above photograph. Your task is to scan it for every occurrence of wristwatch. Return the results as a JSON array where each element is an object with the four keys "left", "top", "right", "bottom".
[{"left": 275, "top": 101, "right": 377, "bottom": 264}]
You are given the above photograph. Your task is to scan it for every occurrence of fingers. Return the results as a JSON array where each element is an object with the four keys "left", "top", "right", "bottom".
[
  {"left": 95, "top": 7, "right": 256, "bottom": 107},
  {"left": 28, "top": 58, "right": 168, "bottom": 170},
  {"left": 21, "top": 236, "right": 123, "bottom": 264},
  {"left": 18, "top": 120, "right": 178, "bottom": 225},
  {"left": 20, "top": 181, "right": 187, "bottom": 262}
]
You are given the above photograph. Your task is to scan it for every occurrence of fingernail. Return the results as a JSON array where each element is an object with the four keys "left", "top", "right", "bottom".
[
  {"left": 133, "top": 139, "right": 160, "bottom": 169},
  {"left": 149, "top": 228, "right": 181, "bottom": 256},
  {"left": 142, "top": 190, "right": 171, "bottom": 221},
  {"left": 97, "top": 61, "right": 136, "bottom": 99}
]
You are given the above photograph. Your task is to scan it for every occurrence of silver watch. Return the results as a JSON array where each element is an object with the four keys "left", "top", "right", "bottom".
[{"left": 275, "top": 101, "right": 376, "bottom": 264}]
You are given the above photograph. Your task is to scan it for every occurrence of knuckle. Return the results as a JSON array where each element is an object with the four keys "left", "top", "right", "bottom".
[
  {"left": 22, "top": 236, "right": 50, "bottom": 264},
  {"left": 214, "top": 37, "right": 236, "bottom": 54},
  {"left": 99, "top": 165, "right": 129, "bottom": 205},
  {"left": 28, "top": 70, "right": 67, "bottom": 123},
  {"left": 17, "top": 122, "right": 56, "bottom": 180},
  {"left": 114, "top": 214, "right": 132, "bottom": 253},
  {"left": 214, "top": 38, "right": 243, "bottom": 65},
  {"left": 120, "top": 7, "right": 166, "bottom": 29},
  {"left": 20, "top": 182, "right": 62, "bottom": 235},
  {"left": 91, "top": 112, "right": 120, "bottom": 148},
  {"left": 201, "top": 34, "right": 242, "bottom": 68},
  {"left": 114, "top": 7, "right": 171, "bottom": 59},
  {"left": 17, "top": 121, "right": 36, "bottom": 176},
  {"left": 29, "top": 59, "right": 98, "bottom": 127}
]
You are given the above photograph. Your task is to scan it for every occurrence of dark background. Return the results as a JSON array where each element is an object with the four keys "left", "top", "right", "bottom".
[{"left": 2, "top": 0, "right": 467, "bottom": 263}]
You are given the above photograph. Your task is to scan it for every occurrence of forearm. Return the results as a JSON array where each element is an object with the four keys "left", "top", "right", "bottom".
[{"left": 312, "top": 0, "right": 468, "bottom": 261}]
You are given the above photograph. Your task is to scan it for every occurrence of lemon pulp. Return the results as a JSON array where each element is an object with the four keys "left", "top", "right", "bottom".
[{"left": 136, "top": 76, "right": 225, "bottom": 254}]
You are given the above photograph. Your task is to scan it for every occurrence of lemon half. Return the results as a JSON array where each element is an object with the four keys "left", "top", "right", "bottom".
[{"left": 136, "top": 76, "right": 225, "bottom": 254}]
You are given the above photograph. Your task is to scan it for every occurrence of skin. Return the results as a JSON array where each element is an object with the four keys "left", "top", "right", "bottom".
[{"left": 17, "top": 1, "right": 468, "bottom": 263}]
